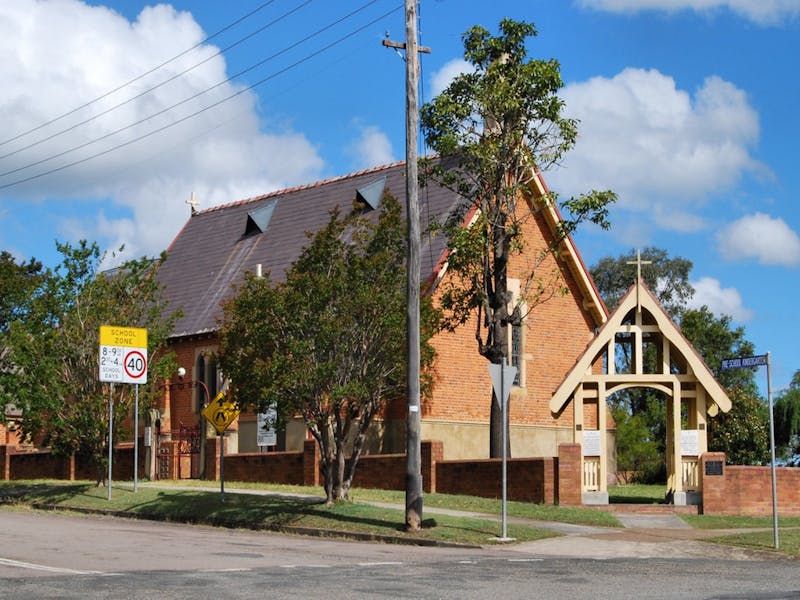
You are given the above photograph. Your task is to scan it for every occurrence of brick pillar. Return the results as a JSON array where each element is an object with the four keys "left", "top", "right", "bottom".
[
  {"left": 421, "top": 440, "right": 443, "bottom": 493},
  {"left": 700, "top": 452, "right": 726, "bottom": 515},
  {"left": 558, "top": 443, "right": 582, "bottom": 506},
  {"left": 303, "top": 439, "right": 320, "bottom": 487},
  {"left": 0, "top": 446, "right": 9, "bottom": 481},
  {"left": 543, "top": 457, "right": 556, "bottom": 505}
]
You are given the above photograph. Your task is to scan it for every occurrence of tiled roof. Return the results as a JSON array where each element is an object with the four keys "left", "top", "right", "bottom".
[{"left": 158, "top": 161, "right": 459, "bottom": 339}]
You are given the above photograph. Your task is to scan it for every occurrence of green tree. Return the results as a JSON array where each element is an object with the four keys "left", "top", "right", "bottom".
[
  {"left": 219, "top": 196, "right": 439, "bottom": 504},
  {"left": 774, "top": 370, "right": 800, "bottom": 464},
  {"left": 0, "top": 251, "right": 45, "bottom": 333},
  {"left": 590, "top": 247, "right": 694, "bottom": 320},
  {"left": 0, "top": 241, "right": 178, "bottom": 484},
  {"left": 420, "top": 18, "right": 615, "bottom": 457}
]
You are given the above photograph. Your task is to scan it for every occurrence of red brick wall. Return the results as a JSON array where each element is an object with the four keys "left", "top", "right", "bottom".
[
  {"left": 425, "top": 208, "right": 596, "bottom": 431},
  {"left": 701, "top": 452, "right": 800, "bottom": 516},
  {"left": 436, "top": 456, "right": 557, "bottom": 503},
  {"left": 212, "top": 451, "right": 304, "bottom": 485},
  {"left": 0, "top": 443, "right": 145, "bottom": 482}
]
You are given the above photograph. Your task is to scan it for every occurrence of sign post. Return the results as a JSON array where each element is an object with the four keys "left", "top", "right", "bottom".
[
  {"left": 488, "top": 359, "right": 517, "bottom": 542},
  {"left": 721, "top": 353, "right": 778, "bottom": 549},
  {"left": 99, "top": 326, "right": 148, "bottom": 497},
  {"left": 202, "top": 392, "right": 240, "bottom": 502}
]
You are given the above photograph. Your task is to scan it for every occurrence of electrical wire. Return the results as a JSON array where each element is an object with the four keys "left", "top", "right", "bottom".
[
  {"left": 0, "top": 4, "right": 403, "bottom": 191},
  {"left": 0, "top": 0, "right": 388, "bottom": 181},
  {"left": 0, "top": 0, "right": 282, "bottom": 150},
  {"left": 0, "top": 0, "right": 314, "bottom": 164}
]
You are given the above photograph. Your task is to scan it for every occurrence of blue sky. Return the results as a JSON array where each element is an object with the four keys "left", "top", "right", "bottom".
[{"left": 1, "top": 0, "right": 798, "bottom": 391}]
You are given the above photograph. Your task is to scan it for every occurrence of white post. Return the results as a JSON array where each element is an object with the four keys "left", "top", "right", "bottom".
[
  {"left": 501, "top": 358, "right": 508, "bottom": 540},
  {"left": 134, "top": 384, "right": 139, "bottom": 493},
  {"left": 767, "top": 352, "right": 779, "bottom": 549},
  {"left": 108, "top": 383, "right": 114, "bottom": 501}
]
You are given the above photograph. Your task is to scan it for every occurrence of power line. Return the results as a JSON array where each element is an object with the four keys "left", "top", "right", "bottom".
[
  {"left": 0, "top": 4, "right": 403, "bottom": 191},
  {"left": 0, "top": 0, "right": 314, "bottom": 164},
  {"left": 0, "top": 0, "right": 386, "bottom": 181},
  {"left": 0, "top": 0, "right": 281, "bottom": 150}
]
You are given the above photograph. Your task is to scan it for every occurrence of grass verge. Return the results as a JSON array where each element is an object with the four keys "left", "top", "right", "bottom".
[
  {"left": 142, "top": 479, "right": 621, "bottom": 528},
  {"left": 704, "top": 530, "right": 800, "bottom": 556},
  {"left": 0, "top": 480, "right": 585, "bottom": 546}
]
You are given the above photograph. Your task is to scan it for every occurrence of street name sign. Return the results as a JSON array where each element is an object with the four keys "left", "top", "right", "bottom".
[
  {"left": 720, "top": 354, "right": 768, "bottom": 371},
  {"left": 99, "top": 326, "right": 148, "bottom": 384}
]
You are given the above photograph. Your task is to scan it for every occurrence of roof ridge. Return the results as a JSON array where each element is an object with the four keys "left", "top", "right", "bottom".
[{"left": 195, "top": 160, "right": 407, "bottom": 216}]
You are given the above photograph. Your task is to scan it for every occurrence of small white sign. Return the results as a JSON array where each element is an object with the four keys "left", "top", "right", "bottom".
[
  {"left": 257, "top": 409, "right": 277, "bottom": 447},
  {"left": 582, "top": 430, "right": 601, "bottom": 457},
  {"left": 680, "top": 430, "right": 700, "bottom": 456}
]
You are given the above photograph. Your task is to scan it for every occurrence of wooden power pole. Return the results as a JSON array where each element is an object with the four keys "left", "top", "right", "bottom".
[{"left": 384, "top": 0, "right": 429, "bottom": 532}]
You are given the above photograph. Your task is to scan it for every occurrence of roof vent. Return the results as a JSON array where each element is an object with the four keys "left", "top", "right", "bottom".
[
  {"left": 355, "top": 176, "right": 387, "bottom": 211},
  {"left": 245, "top": 201, "right": 277, "bottom": 236}
]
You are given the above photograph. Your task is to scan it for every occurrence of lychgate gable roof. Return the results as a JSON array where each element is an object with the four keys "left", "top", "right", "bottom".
[{"left": 549, "top": 280, "right": 732, "bottom": 415}]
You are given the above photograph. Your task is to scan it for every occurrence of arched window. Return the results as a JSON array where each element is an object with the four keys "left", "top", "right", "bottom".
[{"left": 194, "top": 352, "right": 220, "bottom": 412}]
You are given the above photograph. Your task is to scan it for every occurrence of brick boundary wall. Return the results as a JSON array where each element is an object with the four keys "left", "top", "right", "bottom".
[
  {"left": 0, "top": 442, "right": 145, "bottom": 482},
  {"left": 435, "top": 457, "right": 556, "bottom": 503},
  {"left": 701, "top": 452, "right": 800, "bottom": 516},
  {"left": 0, "top": 440, "right": 581, "bottom": 509}
]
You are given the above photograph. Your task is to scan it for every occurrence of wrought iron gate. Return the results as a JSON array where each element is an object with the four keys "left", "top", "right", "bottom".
[{"left": 157, "top": 423, "right": 201, "bottom": 480}]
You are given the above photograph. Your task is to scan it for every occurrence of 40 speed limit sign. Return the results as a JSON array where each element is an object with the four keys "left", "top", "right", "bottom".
[{"left": 99, "top": 326, "right": 148, "bottom": 384}]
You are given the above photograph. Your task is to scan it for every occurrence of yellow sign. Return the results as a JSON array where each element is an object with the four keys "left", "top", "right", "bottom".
[
  {"left": 202, "top": 392, "right": 240, "bottom": 435},
  {"left": 100, "top": 325, "right": 147, "bottom": 348}
]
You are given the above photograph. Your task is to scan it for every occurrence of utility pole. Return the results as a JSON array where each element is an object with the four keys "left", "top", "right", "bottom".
[{"left": 383, "top": 0, "right": 429, "bottom": 532}]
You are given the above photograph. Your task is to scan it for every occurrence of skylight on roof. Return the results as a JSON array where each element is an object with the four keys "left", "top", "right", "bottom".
[
  {"left": 355, "top": 176, "right": 387, "bottom": 211},
  {"left": 245, "top": 200, "right": 277, "bottom": 236}
]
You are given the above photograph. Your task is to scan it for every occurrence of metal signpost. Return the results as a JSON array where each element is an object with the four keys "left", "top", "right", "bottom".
[
  {"left": 488, "top": 359, "right": 517, "bottom": 542},
  {"left": 202, "top": 392, "right": 239, "bottom": 502},
  {"left": 99, "top": 326, "right": 148, "bottom": 499},
  {"left": 721, "top": 352, "right": 778, "bottom": 549}
]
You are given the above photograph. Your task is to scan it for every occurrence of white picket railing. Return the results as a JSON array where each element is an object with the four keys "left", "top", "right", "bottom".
[
  {"left": 681, "top": 457, "right": 700, "bottom": 491},
  {"left": 583, "top": 457, "right": 600, "bottom": 491}
]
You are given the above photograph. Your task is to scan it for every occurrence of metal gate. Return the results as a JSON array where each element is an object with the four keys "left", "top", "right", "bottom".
[{"left": 157, "top": 423, "right": 201, "bottom": 480}]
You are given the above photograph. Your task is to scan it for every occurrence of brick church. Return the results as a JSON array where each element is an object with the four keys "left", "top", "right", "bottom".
[{"left": 153, "top": 160, "right": 608, "bottom": 465}]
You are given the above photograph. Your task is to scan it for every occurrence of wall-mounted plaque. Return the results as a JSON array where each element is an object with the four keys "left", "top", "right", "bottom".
[
  {"left": 680, "top": 430, "right": 699, "bottom": 456},
  {"left": 582, "top": 430, "right": 601, "bottom": 457},
  {"left": 705, "top": 460, "right": 724, "bottom": 476}
]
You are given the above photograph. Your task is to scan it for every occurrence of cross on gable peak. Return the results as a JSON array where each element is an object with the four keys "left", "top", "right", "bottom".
[
  {"left": 626, "top": 249, "right": 652, "bottom": 311},
  {"left": 626, "top": 249, "right": 653, "bottom": 286}
]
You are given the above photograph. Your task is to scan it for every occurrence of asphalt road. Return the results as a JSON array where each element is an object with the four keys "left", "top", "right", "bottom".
[{"left": 1, "top": 509, "right": 798, "bottom": 599}]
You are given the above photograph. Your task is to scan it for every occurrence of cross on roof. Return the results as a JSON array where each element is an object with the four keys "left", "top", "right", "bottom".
[
  {"left": 627, "top": 249, "right": 652, "bottom": 311},
  {"left": 185, "top": 192, "right": 199, "bottom": 215}
]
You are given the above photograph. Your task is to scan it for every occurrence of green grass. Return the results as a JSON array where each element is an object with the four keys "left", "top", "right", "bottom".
[
  {"left": 608, "top": 483, "right": 666, "bottom": 504},
  {"left": 704, "top": 529, "right": 800, "bottom": 556},
  {"left": 0, "top": 480, "right": 587, "bottom": 546},
  {"left": 143, "top": 479, "right": 621, "bottom": 528},
  {"left": 681, "top": 514, "right": 800, "bottom": 530}
]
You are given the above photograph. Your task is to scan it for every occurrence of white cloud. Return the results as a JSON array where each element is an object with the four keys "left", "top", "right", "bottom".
[
  {"left": 430, "top": 59, "right": 473, "bottom": 96},
  {"left": 716, "top": 213, "right": 800, "bottom": 266},
  {"left": 688, "top": 277, "right": 754, "bottom": 322},
  {"left": 576, "top": 0, "right": 800, "bottom": 25},
  {"left": 547, "top": 68, "right": 765, "bottom": 224},
  {"left": 347, "top": 124, "right": 395, "bottom": 171},
  {"left": 0, "top": 0, "right": 325, "bottom": 259}
]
